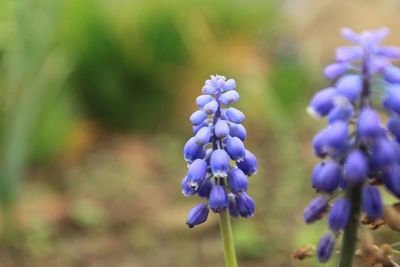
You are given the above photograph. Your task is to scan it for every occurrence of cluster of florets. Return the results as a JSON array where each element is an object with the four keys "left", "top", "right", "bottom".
[
  {"left": 182, "top": 75, "right": 258, "bottom": 228},
  {"left": 304, "top": 28, "right": 400, "bottom": 263}
]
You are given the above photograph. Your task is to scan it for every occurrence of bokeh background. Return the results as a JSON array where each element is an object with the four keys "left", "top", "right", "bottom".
[{"left": 0, "top": 0, "right": 400, "bottom": 266}]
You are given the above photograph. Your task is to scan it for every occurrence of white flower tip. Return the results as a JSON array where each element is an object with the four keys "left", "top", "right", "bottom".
[{"left": 306, "top": 107, "right": 322, "bottom": 119}]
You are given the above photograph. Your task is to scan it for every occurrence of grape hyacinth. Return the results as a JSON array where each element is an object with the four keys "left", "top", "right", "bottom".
[
  {"left": 303, "top": 28, "right": 400, "bottom": 266},
  {"left": 182, "top": 75, "right": 258, "bottom": 267}
]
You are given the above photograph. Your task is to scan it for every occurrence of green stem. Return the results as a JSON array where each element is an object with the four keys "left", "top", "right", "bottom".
[
  {"left": 219, "top": 210, "right": 238, "bottom": 267},
  {"left": 337, "top": 185, "right": 362, "bottom": 267}
]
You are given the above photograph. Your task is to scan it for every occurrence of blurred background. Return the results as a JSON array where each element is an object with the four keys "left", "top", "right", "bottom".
[{"left": 0, "top": 0, "right": 400, "bottom": 266}]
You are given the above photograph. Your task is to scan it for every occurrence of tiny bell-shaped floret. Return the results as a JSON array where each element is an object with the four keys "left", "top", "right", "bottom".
[
  {"left": 328, "top": 97, "right": 353, "bottom": 124},
  {"left": 313, "top": 122, "right": 348, "bottom": 157},
  {"left": 215, "top": 120, "right": 230, "bottom": 138},
  {"left": 317, "top": 232, "right": 336, "bottom": 263},
  {"left": 236, "top": 192, "right": 255, "bottom": 218},
  {"left": 209, "top": 184, "right": 228, "bottom": 212},
  {"left": 344, "top": 150, "right": 368, "bottom": 185},
  {"left": 388, "top": 115, "right": 400, "bottom": 142},
  {"left": 357, "top": 108, "right": 382, "bottom": 141},
  {"left": 227, "top": 167, "right": 248, "bottom": 194},
  {"left": 210, "top": 149, "right": 230, "bottom": 177},
  {"left": 304, "top": 196, "right": 329, "bottom": 224},
  {"left": 362, "top": 185, "right": 383, "bottom": 219},
  {"left": 383, "top": 85, "right": 400, "bottom": 114},
  {"left": 187, "top": 159, "right": 208, "bottom": 190},
  {"left": 313, "top": 160, "right": 342, "bottom": 193},
  {"left": 336, "top": 46, "right": 363, "bottom": 62},
  {"left": 194, "top": 126, "right": 211, "bottom": 145},
  {"left": 311, "top": 162, "right": 323, "bottom": 189},
  {"left": 225, "top": 137, "right": 245, "bottom": 161},
  {"left": 324, "top": 63, "right": 351, "bottom": 80},
  {"left": 307, "top": 88, "right": 336, "bottom": 118},
  {"left": 226, "top": 107, "right": 245, "bottom": 123},
  {"left": 196, "top": 95, "right": 214, "bottom": 107},
  {"left": 229, "top": 123, "right": 247, "bottom": 141},
  {"left": 193, "top": 121, "right": 209, "bottom": 134},
  {"left": 335, "top": 74, "right": 362, "bottom": 102},
  {"left": 382, "top": 165, "right": 400, "bottom": 198},
  {"left": 223, "top": 79, "right": 236, "bottom": 91},
  {"left": 237, "top": 149, "right": 258, "bottom": 176},
  {"left": 182, "top": 176, "right": 197, "bottom": 196},
  {"left": 328, "top": 197, "right": 351, "bottom": 231},
  {"left": 186, "top": 203, "right": 209, "bottom": 228},
  {"left": 184, "top": 137, "right": 203, "bottom": 162},
  {"left": 203, "top": 100, "right": 218, "bottom": 115},
  {"left": 370, "top": 138, "right": 398, "bottom": 170},
  {"left": 228, "top": 193, "right": 239, "bottom": 218},
  {"left": 190, "top": 110, "right": 208, "bottom": 126},
  {"left": 220, "top": 90, "right": 240, "bottom": 106},
  {"left": 198, "top": 178, "right": 212, "bottom": 198},
  {"left": 384, "top": 66, "right": 400, "bottom": 83}
]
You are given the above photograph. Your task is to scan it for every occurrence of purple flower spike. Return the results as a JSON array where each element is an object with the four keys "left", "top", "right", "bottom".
[
  {"left": 186, "top": 203, "right": 209, "bottom": 228},
  {"left": 182, "top": 75, "right": 257, "bottom": 227},
  {"left": 317, "top": 232, "right": 336, "bottom": 263}
]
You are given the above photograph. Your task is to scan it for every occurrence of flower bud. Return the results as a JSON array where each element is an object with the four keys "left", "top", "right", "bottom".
[
  {"left": 187, "top": 159, "right": 208, "bottom": 190},
  {"left": 313, "top": 161, "right": 342, "bottom": 193},
  {"left": 194, "top": 126, "right": 211, "bottom": 145},
  {"left": 357, "top": 108, "right": 382, "bottom": 141},
  {"left": 384, "top": 85, "right": 400, "bottom": 115},
  {"left": 336, "top": 46, "right": 363, "bottom": 62},
  {"left": 324, "top": 63, "right": 351, "bottom": 80},
  {"left": 304, "top": 196, "right": 329, "bottom": 224},
  {"left": 328, "top": 96, "right": 353, "bottom": 124},
  {"left": 384, "top": 65, "right": 400, "bottom": 83},
  {"left": 210, "top": 149, "right": 230, "bottom": 177},
  {"left": 313, "top": 122, "right": 348, "bottom": 157},
  {"left": 225, "top": 137, "right": 245, "bottom": 161},
  {"left": 220, "top": 90, "right": 240, "bottom": 106},
  {"left": 203, "top": 100, "right": 218, "bottom": 114},
  {"left": 183, "top": 137, "right": 203, "bottom": 162},
  {"left": 196, "top": 95, "right": 214, "bottom": 107},
  {"left": 341, "top": 27, "right": 360, "bottom": 43},
  {"left": 228, "top": 193, "right": 239, "bottom": 218},
  {"left": 237, "top": 149, "right": 258, "bottom": 176},
  {"left": 377, "top": 46, "right": 400, "bottom": 59},
  {"left": 223, "top": 79, "right": 236, "bottom": 91},
  {"left": 335, "top": 74, "right": 362, "bottom": 102},
  {"left": 344, "top": 150, "right": 368, "bottom": 185},
  {"left": 202, "top": 84, "right": 217, "bottom": 94},
  {"left": 307, "top": 88, "right": 336, "bottom": 118},
  {"left": 209, "top": 185, "right": 228, "bottom": 212},
  {"left": 311, "top": 162, "right": 323, "bottom": 189},
  {"left": 382, "top": 165, "right": 400, "bottom": 198},
  {"left": 229, "top": 123, "right": 247, "bottom": 141},
  {"left": 186, "top": 203, "right": 209, "bottom": 228},
  {"left": 388, "top": 115, "right": 400, "bottom": 142},
  {"left": 328, "top": 197, "right": 351, "bottom": 231},
  {"left": 370, "top": 138, "right": 398, "bottom": 170},
  {"left": 190, "top": 110, "right": 208, "bottom": 126},
  {"left": 362, "top": 185, "right": 383, "bottom": 220},
  {"left": 236, "top": 192, "right": 255, "bottom": 218},
  {"left": 182, "top": 176, "right": 197, "bottom": 196},
  {"left": 226, "top": 107, "right": 245, "bottom": 123},
  {"left": 227, "top": 167, "right": 248, "bottom": 194},
  {"left": 215, "top": 120, "right": 230, "bottom": 138},
  {"left": 193, "top": 121, "right": 209, "bottom": 134},
  {"left": 198, "top": 178, "right": 212, "bottom": 198},
  {"left": 317, "top": 232, "right": 336, "bottom": 263}
]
